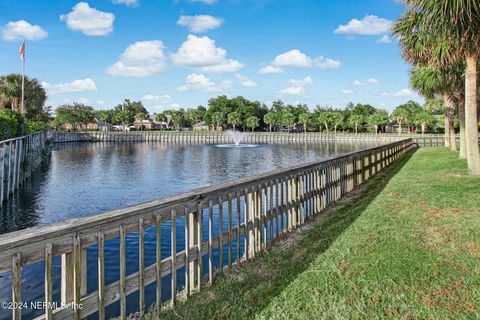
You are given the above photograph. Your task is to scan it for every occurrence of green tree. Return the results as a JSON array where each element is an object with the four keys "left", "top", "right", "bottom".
[
  {"left": 211, "top": 112, "right": 224, "bottom": 131},
  {"left": 227, "top": 112, "right": 242, "bottom": 131},
  {"left": 330, "top": 112, "right": 343, "bottom": 135},
  {"left": 282, "top": 112, "right": 296, "bottom": 133},
  {"left": 135, "top": 112, "right": 147, "bottom": 131},
  {"left": 367, "top": 110, "right": 389, "bottom": 134},
  {"left": 393, "top": 1, "right": 480, "bottom": 174},
  {"left": 264, "top": 112, "right": 276, "bottom": 132},
  {"left": 349, "top": 114, "right": 364, "bottom": 135},
  {"left": 391, "top": 105, "right": 411, "bottom": 134},
  {"left": 414, "top": 110, "right": 435, "bottom": 135},
  {"left": 317, "top": 112, "right": 332, "bottom": 133},
  {"left": 298, "top": 113, "right": 310, "bottom": 133},
  {"left": 54, "top": 103, "right": 95, "bottom": 130},
  {"left": 246, "top": 116, "right": 259, "bottom": 132},
  {"left": 112, "top": 99, "right": 147, "bottom": 127}
]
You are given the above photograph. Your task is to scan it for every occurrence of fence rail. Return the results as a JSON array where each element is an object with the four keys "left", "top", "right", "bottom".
[
  {"left": 0, "top": 138, "right": 414, "bottom": 320},
  {"left": 52, "top": 131, "right": 445, "bottom": 147},
  {"left": 0, "top": 131, "right": 50, "bottom": 204}
]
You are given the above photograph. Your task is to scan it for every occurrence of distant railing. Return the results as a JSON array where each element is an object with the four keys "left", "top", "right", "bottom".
[
  {"left": 0, "top": 131, "right": 50, "bottom": 204},
  {"left": 0, "top": 138, "right": 414, "bottom": 320},
  {"left": 52, "top": 131, "right": 445, "bottom": 147}
]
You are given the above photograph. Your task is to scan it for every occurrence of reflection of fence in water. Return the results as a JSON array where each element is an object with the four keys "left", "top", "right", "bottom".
[{"left": 0, "top": 139, "right": 413, "bottom": 320}]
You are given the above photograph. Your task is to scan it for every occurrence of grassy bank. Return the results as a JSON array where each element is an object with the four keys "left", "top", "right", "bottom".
[{"left": 146, "top": 148, "right": 480, "bottom": 319}]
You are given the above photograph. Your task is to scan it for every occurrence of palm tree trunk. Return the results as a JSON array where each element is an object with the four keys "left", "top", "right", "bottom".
[
  {"left": 398, "top": 121, "right": 402, "bottom": 135},
  {"left": 444, "top": 113, "right": 451, "bottom": 148},
  {"left": 355, "top": 123, "right": 358, "bottom": 135},
  {"left": 269, "top": 124, "right": 272, "bottom": 132},
  {"left": 458, "top": 99, "right": 467, "bottom": 159},
  {"left": 444, "top": 94, "right": 457, "bottom": 151},
  {"left": 465, "top": 55, "right": 480, "bottom": 175}
]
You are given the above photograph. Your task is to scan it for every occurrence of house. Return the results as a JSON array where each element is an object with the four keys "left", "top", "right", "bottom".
[
  {"left": 193, "top": 121, "right": 210, "bottom": 131},
  {"left": 60, "top": 120, "right": 114, "bottom": 131},
  {"left": 133, "top": 117, "right": 171, "bottom": 130}
]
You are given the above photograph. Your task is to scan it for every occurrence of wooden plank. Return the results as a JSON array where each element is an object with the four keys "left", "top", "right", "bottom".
[
  {"left": 155, "top": 213, "right": 162, "bottom": 312},
  {"left": 227, "top": 193, "right": 233, "bottom": 268},
  {"left": 119, "top": 224, "right": 126, "bottom": 320},
  {"left": 236, "top": 191, "right": 241, "bottom": 263},
  {"left": 138, "top": 218, "right": 145, "bottom": 315},
  {"left": 184, "top": 207, "right": 191, "bottom": 296},
  {"left": 97, "top": 231, "right": 105, "bottom": 320},
  {"left": 196, "top": 204, "right": 203, "bottom": 291},
  {"left": 12, "top": 253, "right": 21, "bottom": 320},
  {"left": 45, "top": 243, "right": 53, "bottom": 320},
  {"left": 171, "top": 210, "right": 177, "bottom": 306},
  {"left": 208, "top": 200, "right": 213, "bottom": 283},
  {"left": 244, "top": 189, "right": 249, "bottom": 260},
  {"left": 73, "top": 236, "right": 81, "bottom": 320},
  {"left": 218, "top": 196, "right": 223, "bottom": 275}
]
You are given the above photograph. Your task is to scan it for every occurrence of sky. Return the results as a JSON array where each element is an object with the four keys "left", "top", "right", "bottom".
[{"left": 0, "top": 0, "right": 422, "bottom": 114}]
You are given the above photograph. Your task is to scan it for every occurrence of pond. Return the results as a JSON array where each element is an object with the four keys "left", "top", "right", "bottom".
[{"left": 0, "top": 141, "right": 378, "bottom": 319}]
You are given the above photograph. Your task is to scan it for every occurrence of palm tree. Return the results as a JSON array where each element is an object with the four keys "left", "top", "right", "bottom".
[
  {"left": 298, "top": 113, "right": 310, "bottom": 133},
  {"left": 135, "top": 112, "right": 146, "bottom": 131},
  {"left": 409, "top": 65, "right": 462, "bottom": 151},
  {"left": 227, "top": 112, "right": 241, "bottom": 131},
  {"left": 393, "top": 1, "right": 480, "bottom": 175},
  {"left": 211, "top": 112, "right": 224, "bottom": 131},
  {"left": 98, "top": 111, "right": 110, "bottom": 131},
  {"left": 282, "top": 112, "right": 295, "bottom": 133},
  {"left": 246, "top": 116, "right": 259, "bottom": 132},
  {"left": 391, "top": 106, "right": 410, "bottom": 134},
  {"left": 367, "top": 110, "right": 389, "bottom": 135},
  {"left": 349, "top": 114, "right": 364, "bottom": 135},
  {"left": 264, "top": 112, "right": 275, "bottom": 132},
  {"left": 414, "top": 109, "right": 434, "bottom": 135},
  {"left": 330, "top": 112, "right": 343, "bottom": 135},
  {"left": 317, "top": 112, "right": 331, "bottom": 133}
]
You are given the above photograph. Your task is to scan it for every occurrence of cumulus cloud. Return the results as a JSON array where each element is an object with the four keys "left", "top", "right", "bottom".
[
  {"left": 171, "top": 35, "right": 243, "bottom": 73},
  {"left": 334, "top": 15, "right": 392, "bottom": 36},
  {"left": 42, "top": 78, "right": 97, "bottom": 95},
  {"left": 112, "top": 0, "right": 139, "bottom": 6},
  {"left": 354, "top": 78, "right": 379, "bottom": 86},
  {"left": 342, "top": 89, "right": 354, "bottom": 95},
  {"left": 177, "top": 73, "right": 232, "bottom": 92},
  {"left": 367, "top": 78, "right": 379, "bottom": 84},
  {"left": 258, "top": 65, "right": 284, "bottom": 74},
  {"left": 393, "top": 88, "right": 414, "bottom": 97},
  {"left": 106, "top": 40, "right": 167, "bottom": 77},
  {"left": 377, "top": 35, "right": 392, "bottom": 43},
  {"left": 235, "top": 74, "right": 257, "bottom": 88},
  {"left": 2, "top": 20, "right": 48, "bottom": 41},
  {"left": 354, "top": 80, "right": 363, "bottom": 86},
  {"left": 278, "top": 76, "right": 314, "bottom": 96},
  {"left": 60, "top": 2, "right": 115, "bottom": 36},
  {"left": 177, "top": 15, "right": 224, "bottom": 33},
  {"left": 260, "top": 49, "right": 340, "bottom": 73}
]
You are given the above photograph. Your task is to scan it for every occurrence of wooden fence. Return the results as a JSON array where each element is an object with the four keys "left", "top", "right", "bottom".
[
  {"left": 0, "top": 138, "right": 414, "bottom": 320},
  {"left": 0, "top": 131, "right": 50, "bottom": 204},
  {"left": 52, "top": 131, "right": 445, "bottom": 147}
]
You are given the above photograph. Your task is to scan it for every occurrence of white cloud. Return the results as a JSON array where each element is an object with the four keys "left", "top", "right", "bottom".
[
  {"left": 367, "top": 78, "right": 379, "bottom": 84},
  {"left": 353, "top": 80, "right": 363, "bottom": 86},
  {"left": 288, "top": 76, "right": 314, "bottom": 86},
  {"left": 260, "top": 49, "right": 340, "bottom": 72},
  {"left": 377, "top": 35, "right": 392, "bottom": 43},
  {"left": 2, "top": 20, "right": 48, "bottom": 41},
  {"left": 142, "top": 94, "right": 172, "bottom": 103},
  {"left": 112, "top": 0, "right": 139, "bottom": 6},
  {"left": 342, "top": 89, "right": 354, "bottom": 95},
  {"left": 189, "top": 0, "right": 218, "bottom": 3},
  {"left": 171, "top": 35, "right": 243, "bottom": 73},
  {"left": 106, "top": 40, "right": 167, "bottom": 77},
  {"left": 278, "top": 86, "right": 305, "bottom": 96},
  {"left": 235, "top": 74, "right": 257, "bottom": 88},
  {"left": 60, "top": 2, "right": 115, "bottom": 36},
  {"left": 177, "top": 73, "right": 232, "bottom": 92},
  {"left": 42, "top": 78, "right": 97, "bottom": 95},
  {"left": 393, "top": 89, "right": 414, "bottom": 97},
  {"left": 177, "top": 15, "right": 224, "bottom": 33},
  {"left": 334, "top": 15, "right": 392, "bottom": 36},
  {"left": 258, "top": 65, "right": 284, "bottom": 74},
  {"left": 354, "top": 78, "right": 379, "bottom": 86}
]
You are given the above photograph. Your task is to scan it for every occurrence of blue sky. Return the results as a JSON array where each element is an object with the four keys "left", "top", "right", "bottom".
[{"left": 0, "top": 0, "right": 421, "bottom": 113}]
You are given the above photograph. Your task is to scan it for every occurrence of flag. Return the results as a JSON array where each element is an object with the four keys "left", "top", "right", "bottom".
[{"left": 19, "top": 41, "right": 25, "bottom": 62}]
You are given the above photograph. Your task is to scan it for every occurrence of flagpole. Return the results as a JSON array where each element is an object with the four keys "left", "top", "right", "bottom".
[{"left": 21, "top": 40, "right": 25, "bottom": 115}]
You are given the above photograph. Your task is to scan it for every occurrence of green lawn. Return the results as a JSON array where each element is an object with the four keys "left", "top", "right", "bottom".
[{"left": 147, "top": 148, "right": 480, "bottom": 319}]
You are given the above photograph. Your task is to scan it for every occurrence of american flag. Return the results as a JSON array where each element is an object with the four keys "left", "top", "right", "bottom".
[{"left": 19, "top": 41, "right": 25, "bottom": 62}]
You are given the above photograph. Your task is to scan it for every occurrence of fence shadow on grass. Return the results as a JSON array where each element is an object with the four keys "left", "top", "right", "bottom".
[{"left": 150, "top": 148, "right": 418, "bottom": 320}]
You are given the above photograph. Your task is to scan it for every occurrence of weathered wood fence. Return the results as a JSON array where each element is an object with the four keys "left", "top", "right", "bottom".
[
  {"left": 52, "top": 131, "right": 445, "bottom": 147},
  {"left": 0, "top": 131, "right": 50, "bottom": 204},
  {"left": 0, "top": 139, "right": 414, "bottom": 320}
]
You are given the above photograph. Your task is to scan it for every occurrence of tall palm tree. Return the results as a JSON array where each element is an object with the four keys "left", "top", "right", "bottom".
[
  {"left": 264, "top": 112, "right": 275, "bottom": 132},
  {"left": 393, "top": 1, "right": 480, "bottom": 175},
  {"left": 409, "top": 65, "right": 463, "bottom": 151},
  {"left": 298, "top": 113, "right": 310, "bottom": 133},
  {"left": 227, "top": 112, "right": 241, "bottom": 131},
  {"left": 349, "top": 114, "right": 364, "bottom": 135}
]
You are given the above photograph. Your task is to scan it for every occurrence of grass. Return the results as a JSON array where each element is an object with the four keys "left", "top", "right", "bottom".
[{"left": 144, "top": 148, "right": 480, "bottom": 319}]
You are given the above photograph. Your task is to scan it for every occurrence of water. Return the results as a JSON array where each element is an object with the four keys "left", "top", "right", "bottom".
[{"left": 0, "top": 141, "right": 378, "bottom": 319}]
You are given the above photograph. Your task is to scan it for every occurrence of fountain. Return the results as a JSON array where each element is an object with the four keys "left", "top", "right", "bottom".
[{"left": 215, "top": 130, "right": 258, "bottom": 148}]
